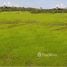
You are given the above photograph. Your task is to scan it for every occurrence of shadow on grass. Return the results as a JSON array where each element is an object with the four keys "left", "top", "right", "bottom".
[
  {"left": 0, "top": 20, "right": 39, "bottom": 29},
  {"left": 48, "top": 23, "right": 67, "bottom": 31}
]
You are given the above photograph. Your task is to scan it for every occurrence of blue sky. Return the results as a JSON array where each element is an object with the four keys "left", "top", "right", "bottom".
[{"left": 0, "top": 0, "right": 67, "bottom": 8}]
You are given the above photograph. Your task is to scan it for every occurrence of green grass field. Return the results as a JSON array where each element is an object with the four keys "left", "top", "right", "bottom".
[{"left": 0, "top": 11, "right": 67, "bottom": 66}]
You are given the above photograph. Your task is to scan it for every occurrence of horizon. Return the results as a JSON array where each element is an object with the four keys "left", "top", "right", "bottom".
[{"left": 0, "top": 0, "right": 67, "bottom": 9}]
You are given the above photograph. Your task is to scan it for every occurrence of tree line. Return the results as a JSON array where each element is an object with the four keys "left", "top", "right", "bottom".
[{"left": 0, "top": 6, "right": 67, "bottom": 13}]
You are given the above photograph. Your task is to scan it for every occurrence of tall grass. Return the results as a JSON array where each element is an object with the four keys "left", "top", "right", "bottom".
[{"left": 0, "top": 12, "right": 67, "bottom": 66}]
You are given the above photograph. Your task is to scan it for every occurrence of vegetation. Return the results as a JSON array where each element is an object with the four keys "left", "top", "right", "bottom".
[
  {"left": 0, "top": 6, "right": 67, "bottom": 13},
  {"left": 0, "top": 12, "right": 67, "bottom": 66}
]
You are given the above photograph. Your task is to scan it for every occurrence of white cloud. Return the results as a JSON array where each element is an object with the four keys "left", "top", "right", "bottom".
[{"left": 56, "top": 3, "right": 66, "bottom": 8}]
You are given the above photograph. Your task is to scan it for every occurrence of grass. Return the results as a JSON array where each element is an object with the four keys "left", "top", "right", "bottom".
[{"left": 0, "top": 11, "right": 67, "bottom": 66}]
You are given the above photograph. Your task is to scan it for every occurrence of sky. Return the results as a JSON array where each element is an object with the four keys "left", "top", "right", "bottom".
[{"left": 0, "top": 0, "right": 67, "bottom": 8}]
